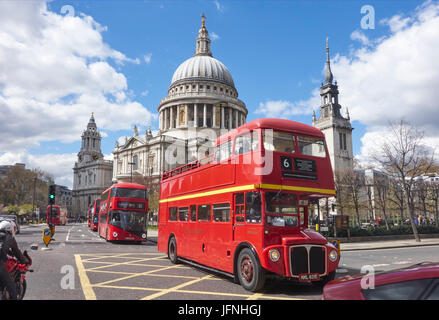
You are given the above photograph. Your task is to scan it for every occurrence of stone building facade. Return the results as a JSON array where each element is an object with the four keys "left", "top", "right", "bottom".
[{"left": 72, "top": 114, "right": 113, "bottom": 217}]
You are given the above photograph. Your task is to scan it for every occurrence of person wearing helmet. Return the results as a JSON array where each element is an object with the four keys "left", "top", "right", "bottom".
[{"left": 0, "top": 220, "right": 29, "bottom": 300}]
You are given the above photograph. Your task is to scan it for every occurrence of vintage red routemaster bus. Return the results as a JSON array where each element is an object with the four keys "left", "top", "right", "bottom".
[
  {"left": 89, "top": 199, "right": 100, "bottom": 231},
  {"left": 98, "top": 182, "right": 148, "bottom": 242},
  {"left": 158, "top": 118, "right": 340, "bottom": 291},
  {"left": 47, "top": 205, "right": 67, "bottom": 226}
]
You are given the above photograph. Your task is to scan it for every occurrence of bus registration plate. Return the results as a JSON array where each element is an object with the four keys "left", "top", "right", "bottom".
[{"left": 298, "top": 273, "right": 320, "bottom": 282}]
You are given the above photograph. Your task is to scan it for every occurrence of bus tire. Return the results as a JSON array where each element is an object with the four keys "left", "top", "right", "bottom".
[
  {"left": 236, "top": 248, "right": 265, "bottom": 292},
  {"left": 168, "top": 236, "right": 178, "bottom": 264}
]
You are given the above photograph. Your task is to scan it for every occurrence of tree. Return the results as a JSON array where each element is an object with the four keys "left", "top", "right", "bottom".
[
  {"left": 374, "top": 175, "right": 391, "bottom": 230},
  {"left": 340, "top": 167, "right": 365, "bottom": 227},
  {"left": 374, "top": 120, "right": 434, "bottom": 242}
]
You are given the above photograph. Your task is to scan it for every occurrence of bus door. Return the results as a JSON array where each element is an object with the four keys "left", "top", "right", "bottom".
[
  {"left": 299, "top": 199, "right": 309, "bottom": 229},
  {"left": 233, "top": 193, "right": 245, "bottom": 241}
]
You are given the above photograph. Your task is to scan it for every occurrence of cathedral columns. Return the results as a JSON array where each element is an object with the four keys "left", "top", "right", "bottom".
[
  {"left": 212, "top": 105, "right": 217, "bottom": 128},
  {"left": 170, "top": 106, "right": 174, "bottom": 129},
  {"left": 228, "top": 107, "right": 233, "bottom": 130},
  {"left": 203, "top": 103, "right": 207, "bottom": 127},
  {"left": 194, "top": 104, "right": 198, "bottom": 128}
]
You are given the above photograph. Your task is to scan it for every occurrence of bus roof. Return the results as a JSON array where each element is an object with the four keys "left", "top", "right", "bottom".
[
  {"left": 103, "top": 182, "right": 147, "bottom": 194},
  {"left": 217, "top": 118, "right": 324, "bottom": 145}
]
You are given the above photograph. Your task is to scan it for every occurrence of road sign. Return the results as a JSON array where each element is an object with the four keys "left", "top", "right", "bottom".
[
  {"left": 330, "top": 239, "right": 340, "bottom": 255},
  {"left": 43, "top": 226, "right": 55, "bottom": 247}
]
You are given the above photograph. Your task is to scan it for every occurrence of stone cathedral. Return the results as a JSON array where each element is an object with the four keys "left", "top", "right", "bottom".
[{"left": 112, "top": 15, "right": 248, "bottom": 184}]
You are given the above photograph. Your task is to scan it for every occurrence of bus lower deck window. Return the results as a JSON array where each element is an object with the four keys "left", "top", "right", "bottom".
[
  {"left": 245, "top": 191, "right": 261, "bottom": 223},
  {"left": 213, "top": 203, "right": 230, "bottom": 222},
  {"left": 197, "top": 205, "right": 211, "bottom": 221}
]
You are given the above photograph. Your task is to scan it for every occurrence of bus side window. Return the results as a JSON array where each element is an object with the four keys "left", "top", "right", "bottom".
[
  {"left": 197, "top": 205, "right": 211, "bottom": 221},
  {"left": 179, "top": 207, "right": 189, "bottom": 222},
  {"left": 216, "top": 140, "right": 232, "bottom": 163},
  {"left": 234, "top": 193, "right": 245, "bottom": 222},
  {"left": 169, "top": 207, "right": 178, "bottom": 221},
  {"left": 213, "top": 203, "right": 230, "bottom": 222},
  {"left": 190, "top": 205, "right": 196, "bottom": 221},
  {"left": 245, "top": 191, "right": 262, "bottom": 223}
]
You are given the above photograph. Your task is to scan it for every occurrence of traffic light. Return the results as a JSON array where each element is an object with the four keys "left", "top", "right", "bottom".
[{"left": 48, "top": 184, "right": 56, "bottom": 205}]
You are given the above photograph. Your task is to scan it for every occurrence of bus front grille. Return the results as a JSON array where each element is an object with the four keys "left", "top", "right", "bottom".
[{"left": 290, "top": 245, "right": 326, "bottom": 276}]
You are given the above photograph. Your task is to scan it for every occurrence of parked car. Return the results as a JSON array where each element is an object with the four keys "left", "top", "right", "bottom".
[
  {"left": 322, "top": 262, "right": 439, "bottom": 300},
  {"left": 0, "top": 214, "right": 20, "bottom": 234}
]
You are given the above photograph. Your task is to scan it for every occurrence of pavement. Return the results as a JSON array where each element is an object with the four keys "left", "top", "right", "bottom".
[{"left": 21, "top": 224, "right": 439, "bottom": 252}]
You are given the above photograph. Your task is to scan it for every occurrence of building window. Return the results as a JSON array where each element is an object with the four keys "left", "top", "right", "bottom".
[
  {"left": 132, "top": 155, "right": 138, "bottom": 170},
  {"left": 339, "top": 133, "right": 347, "bottom": 151}
]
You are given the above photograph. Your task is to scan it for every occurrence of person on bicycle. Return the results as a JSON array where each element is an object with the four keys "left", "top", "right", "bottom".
[{"left": 0, "top": 220, "right": 29, "bottom": 300}]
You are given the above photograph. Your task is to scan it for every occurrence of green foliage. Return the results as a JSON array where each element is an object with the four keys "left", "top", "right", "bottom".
[{"left": 3, "top": 205, "right": 19, "bottom": 214}]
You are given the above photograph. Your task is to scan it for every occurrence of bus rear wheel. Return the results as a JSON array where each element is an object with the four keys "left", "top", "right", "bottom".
[
  {"left": 236, "top": 248, "right": 265, "bottom": 292},
  {"left": 168, "top": 236, "right": 178, "bottom": 264}
]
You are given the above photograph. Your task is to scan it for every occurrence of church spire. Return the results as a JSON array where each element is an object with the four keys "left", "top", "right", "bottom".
[
  {"left": 195, "top": 13, "right": 212, "bottom": 56},
  {"left": 324, "top": 37, "right": 334, "bottom": 85}
]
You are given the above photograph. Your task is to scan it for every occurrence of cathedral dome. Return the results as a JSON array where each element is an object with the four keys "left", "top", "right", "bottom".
[{"left": 171, "top": 55, "right": 235, "bottom": 88}]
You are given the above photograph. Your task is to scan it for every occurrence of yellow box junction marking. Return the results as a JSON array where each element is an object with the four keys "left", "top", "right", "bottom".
[{"left": 75, "top": 253, "right": 307, "bottom": 300}]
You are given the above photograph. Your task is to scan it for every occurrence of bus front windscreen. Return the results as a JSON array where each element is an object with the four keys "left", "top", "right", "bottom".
[
  {"left": 265, "top": 192, "right": 299, "bottom": 227},
  {"left": 111, "top": 188, "right": 148, "bottom": 200},
  {"left": 109, "top": 210, "right": 147, "bottom": 235}
]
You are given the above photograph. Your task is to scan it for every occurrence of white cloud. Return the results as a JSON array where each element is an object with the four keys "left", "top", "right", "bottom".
[
  {"left": 143, "top": 53, "right": 152, "bottom": 64},
  {"left": 255, "top": 88, "right": 320, "bottom": 119},
  {"left": 330, "top": 1, "right": 439, "bottom": 163},
  {"left": 0, "top": 152, "right": 76, "bottom": 188},
  {"left": 350, "top": 30, "right": 371, "bottom": 46},
  {"left": 214, "top": 0, "right": 224, "bottom": 12},
  {"left": 210, "top": 32, "right": 220, "bottom": 41},
  {"left": 0, "top": 1, "right": 156, "bottom": 185}
]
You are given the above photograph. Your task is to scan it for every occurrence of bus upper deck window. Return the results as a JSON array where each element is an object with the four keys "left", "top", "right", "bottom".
[
  {"left": 263, "top": 130, "right": 295, "bottom": 153},
  {"left": 234, "top": 131, "right": 259, "bottom": 155},
  {"left": 297, "top": 136, "right": 326, "bottom": 158}
]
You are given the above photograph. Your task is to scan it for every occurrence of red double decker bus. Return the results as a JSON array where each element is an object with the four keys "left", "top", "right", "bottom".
[
  {"left": 158, "top": 118, "right": 340, "bottom": 291},
  {"left": 89, "top": 199, "right": 100, "bottom": 231},
  {"left": 98, "top": 182, "right": 148, "bottom": 242},
  {"left": 47, "top": 205, "right": 67, "bottom": 226}
]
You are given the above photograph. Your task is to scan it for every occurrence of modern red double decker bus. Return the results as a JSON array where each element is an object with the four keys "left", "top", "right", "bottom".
[
  {"left": 98, "top": 182, "right": 148, "bottom": 242},
  {"left": 158, "top": 118, "right": 340, "bottom": 291},
  {"left": 89, "top": 199, "right": 100, "bottom": 231},
  {"left": 47, "top": 205, "right": 67, "bottom": 225}
]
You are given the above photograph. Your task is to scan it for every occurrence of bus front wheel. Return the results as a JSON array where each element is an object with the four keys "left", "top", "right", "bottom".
[
  {"left": 236, "top": 248, "right": 265, "bottom": 292},
  {"left": 168, "top": 236, "right": 178, "bottom": 264}
]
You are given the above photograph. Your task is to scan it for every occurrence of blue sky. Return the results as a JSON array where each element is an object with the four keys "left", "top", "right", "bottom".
[{"left": 1, "top": 0, "right": 438, "bottom": 187}]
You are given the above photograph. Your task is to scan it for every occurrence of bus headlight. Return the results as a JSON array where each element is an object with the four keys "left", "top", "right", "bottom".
[
  {"left": 329, "top": 250, "right": 338, "bottom": 262},
  {"left": 113, "top": 232, "right": 118, "bottom": 238},
  {"left": 141, "top": 233, "right": 147, "bottom": 239},
  {"left": 269, "top": 249, "right": 281, "bottom": 262}
]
